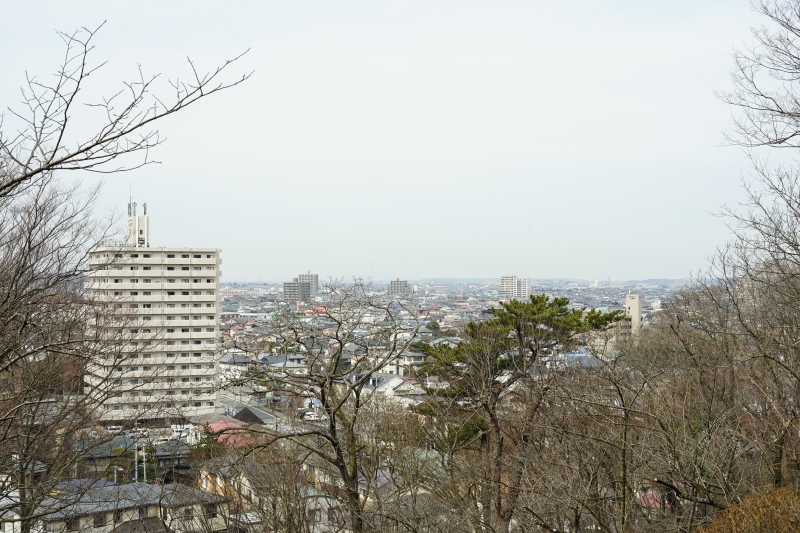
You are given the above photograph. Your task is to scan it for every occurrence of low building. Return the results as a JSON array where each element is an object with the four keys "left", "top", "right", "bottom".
[{"left": 4, "top": 483, "right": 229, "bottom": 533}]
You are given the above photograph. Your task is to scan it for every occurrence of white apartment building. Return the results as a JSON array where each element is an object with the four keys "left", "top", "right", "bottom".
[
  {"left": 499, "top": 276, "right": 530, "bottom": 300},
  {"left": 86, "top": 205, "right": 222, "bottom": 424}
]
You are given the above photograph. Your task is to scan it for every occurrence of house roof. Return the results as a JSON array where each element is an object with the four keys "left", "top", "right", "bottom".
[{"left": 37, "top": 483, "right": 229, "bottom": 521}]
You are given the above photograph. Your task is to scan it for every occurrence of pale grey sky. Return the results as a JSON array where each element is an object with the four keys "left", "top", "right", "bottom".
[{"left": 1, "top": 1, "right": 760, "bottom": 281}]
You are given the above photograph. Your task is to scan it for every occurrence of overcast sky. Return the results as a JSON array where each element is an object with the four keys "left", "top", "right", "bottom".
[{"left": 1, "top": 1, "right": 763, "bottom": 282}]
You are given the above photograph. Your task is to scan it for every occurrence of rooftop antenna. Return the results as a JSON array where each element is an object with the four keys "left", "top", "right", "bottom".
[{"left": 143, "top": 202, "right": 147, "bottom": 215}]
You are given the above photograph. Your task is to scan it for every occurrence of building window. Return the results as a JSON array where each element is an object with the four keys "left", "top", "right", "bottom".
[
  {"left": 167, "top": 316, "right": 175, "bottom": 321},
  {"left": 130, "top": 279, "right": 138, "bottom": 283},
  {"left": 207, "top": 254, "right": 214, "bottom": 258},
  {"left": 193, "top": 353, "right": 201, "bottom": 357},
  {"left": 181, "top": 291, "right": 189, "bottom": 296},
  {"left": 206, "top": 279, "right": 214, "bottom": 283},
  {"left": 114, "top": 279, "right": 121, "bottom": 283},
  {"left": 143, "top": 266, "right": 151, "bottom": 270},
  {"left": 193, "top": 254, "right": 201, "bottom": 259},
  {"left": 143, "top": 279, "right": 151, "bottom": 283},
  {"left": 193, "top": 291, "right": 201, "bottom": 295},
  {"left": 207, "top": 316, "right": 214, "bottom": 320},
  {"left": 142, "top": 291, "right": 151, "bottom": 296},
  {"left": 167, "top": 353, "right": 176, "bottom": 358},
  {"left": 181, "top": 316, "right": 189, "bottom": 321},
  {"left": 66, "top": 517, "right": 80, "bottom": 531},
  {"left": 167, "top": 254, "right": 175, "bottom": 258},
  {"left": 167, "top": 329, "right": 175, "bottom": 333},
  {"left": 130, "top": 254, "right": 138, "bottom": 258},
  {"left": 206, "top": 291, "right": 214, "bottom": 295},
  {"left": 167, "top": 291, "right": 175, "bottom": 296},
  {"left": 181, "top": 341, "right": 189, "bottom": 345},
  {"left": 139, "top": 507, "right": 149, "bottom": 519},
  {"left": 167, "top": 267, "right": 175, "bottom": 271},
  {"left": 114, "top": 510, "right": 123, "bottom": 523},
  {"left": 193, "top": 279, "right": 201, "bottom": 283},
  {"left": 206, "top": 328, "right": 215, "bottom": 332},
  {"left": 143, "top": 254, "right": 151, "bottom": 258},
  {"left": 193, "top": 267, "right": 201, "bottom": 271},
  {"left": 93, "top": 513, "right": 106, "bottom": 528},
  {"left": 182, "top": 254, "right": 190, "bottom": 258},
  {"left": 183, "top": 507, "right": 194, "bottom": 519},
  {"left": 181, "top": 279, "right": 190, "bottom": 284}
]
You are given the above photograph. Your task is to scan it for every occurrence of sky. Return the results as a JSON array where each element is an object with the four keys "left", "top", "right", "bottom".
[{"left": 0, "top": 1, "right": 765, "bottom": 282}]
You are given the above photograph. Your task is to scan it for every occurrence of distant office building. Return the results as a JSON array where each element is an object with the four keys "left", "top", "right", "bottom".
[
  {"left": 298, "top": 271, "right": 319, "bottom": 295},
  {"left": 499, "top": 276, "right": 530, "bottom": 300},
  {"left": 284, "top": 278, "right": 311, "bottom": 303},
  {"left": 389, "top": 278, "right": 411, "bottom": 296}
]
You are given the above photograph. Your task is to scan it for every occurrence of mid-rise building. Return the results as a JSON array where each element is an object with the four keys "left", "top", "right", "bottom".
[
  {"left": 389, "top": 278, "right": 410, "bottom": 296},
  {"left": 499, "top": 276, "right": 530, "bottom": 300},
  {"left": 284, "top": 278, "right": 311, "bottom": 303},
  {"left": 86, "top": 204, "right": 221, "bottom": 424},
  {"left": 615, "top": 293, "right": 642, "bottom": 342},
  {"left": 298, "top": 271, "right": 319, "bottom": 295}
]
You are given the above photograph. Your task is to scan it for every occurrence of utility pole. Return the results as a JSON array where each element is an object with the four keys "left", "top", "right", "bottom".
[{"left": 134, "top": 442, "right": 138, "bottom": 482}]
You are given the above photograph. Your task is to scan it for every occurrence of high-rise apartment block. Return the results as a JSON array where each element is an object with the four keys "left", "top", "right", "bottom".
[
  {"left": 615, "top": 294, "right": 642, "bottom": 341},
  {"left": 499, "top": 276, "right": 530, "bottom": 300},
  {"left": 86, "top": 204, "right": 221, "bottom": 423},
  {"left": 298, "top": 271, "right": 319, "bottom": 295},
  {"left": 284, "top": 278, "right": 311, "bottom": 303},
  {"left": 389, "top": 278, "right": 410, "bottom": 296}
]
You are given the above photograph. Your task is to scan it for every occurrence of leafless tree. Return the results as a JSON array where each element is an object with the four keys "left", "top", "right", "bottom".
[
  {"left": 234, "top": 280, "right": 422, "bottom": 533},
  {"left": 0, "top": 23, "right": 248, "bottom": 533},
  {"left": 0, "top": 23, "right": 249, "bottom": 201}
]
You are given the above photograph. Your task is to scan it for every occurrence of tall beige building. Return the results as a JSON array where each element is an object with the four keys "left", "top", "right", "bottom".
[
  {"left": 625, "top": 294, "right": 642, "bottom": 334},
  {"left": 298, "top": 271, "right": 319, "bottom": 295},
  {"left": 614, "top": 294, "right": 642, "bottom": 342},
  {"left": 86, "top": 205, "right": 221, "bottom": 424},
  {"left": 499, "top": 276, "right": 530, "bottom": 300}
]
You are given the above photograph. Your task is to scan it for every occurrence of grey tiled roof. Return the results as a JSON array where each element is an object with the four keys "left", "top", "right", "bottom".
[{"left": 37, "top": 483, "right": 228, "bottom": 521}]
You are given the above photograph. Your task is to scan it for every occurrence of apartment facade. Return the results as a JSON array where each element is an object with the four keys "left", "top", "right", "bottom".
[
  {"left": 298, "top": 271, "right": 319, "bottom": 295},
  {"left": 86, "top": 208, "right": 221, "bottom": 423},
  {"left": 388, "top": 278, "right": 410, "bottom": 296},
  {"left": 499, "top": 276, "right": 530, "bottom": 300},
  {"left": 284, "top": 278, "right": 311, "bottom": 303}
]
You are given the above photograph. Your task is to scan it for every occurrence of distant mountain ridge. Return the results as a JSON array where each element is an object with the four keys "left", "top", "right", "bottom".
[{"left": 403, "top": 278, "right": 685, "bottom": 286}]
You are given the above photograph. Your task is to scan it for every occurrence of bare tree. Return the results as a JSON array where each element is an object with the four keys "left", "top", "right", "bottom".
[
  {"left": 0, "top": 23, "right": 249, "bottom": 200},
  {"left": 235, "top": 280, "right": 422, "bottom": 533},
  {"left": 0, "top": 24, "right": 248, "bottom": 533}
]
